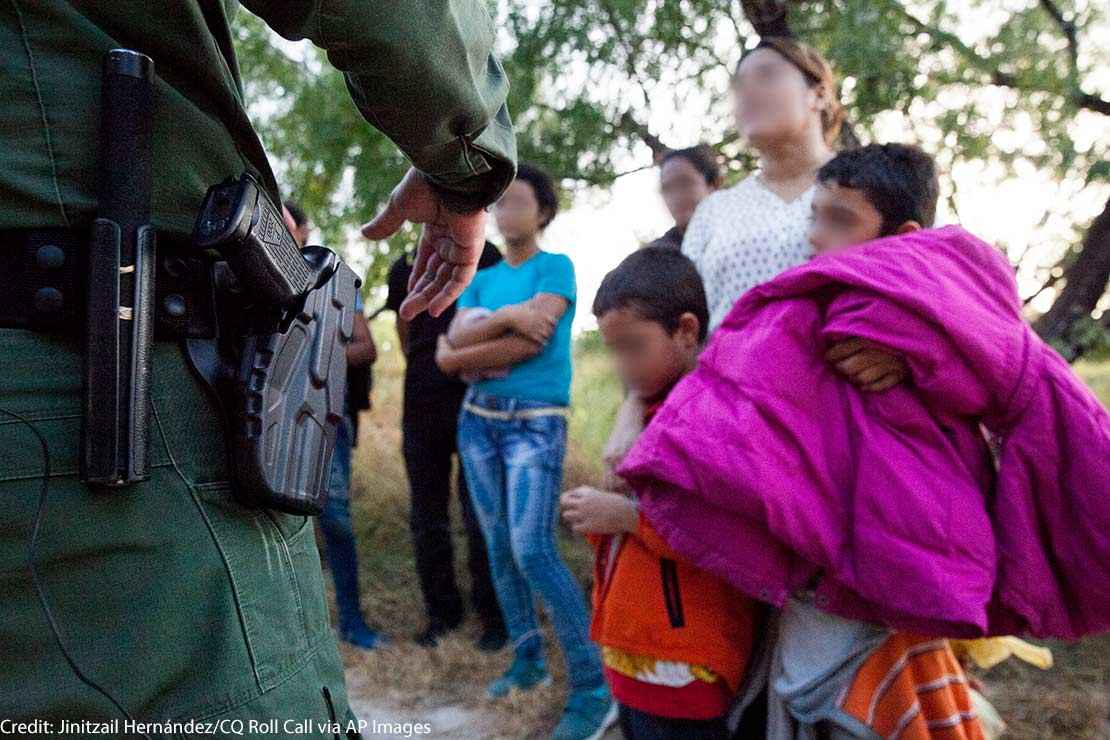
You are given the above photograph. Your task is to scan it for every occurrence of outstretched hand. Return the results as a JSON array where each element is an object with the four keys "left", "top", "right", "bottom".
[{"left": 361, "top": 168, "right": 487, "bottom": 320}]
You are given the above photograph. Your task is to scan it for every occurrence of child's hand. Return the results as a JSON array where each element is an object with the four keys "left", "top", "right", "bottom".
[
  {"left": 435, "top": 335, "right": 460, "bottom": 374},
  {"left": 826, "top": 337, "right": 907, "bottom": 392},
  {"left": 603, "top": 395, "right": 645, "bottom": 481},
  {"left": 560, "top": 486, "right": 638, "bottom": 535},
  {"left": 504, "top": 302, "right": 557, "bottom": 345},
  {"left": 460, "top": 366, "right": 511, "bottom": 384}
]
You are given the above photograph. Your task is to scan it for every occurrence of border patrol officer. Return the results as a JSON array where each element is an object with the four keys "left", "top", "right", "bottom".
[{"left": 0, "top": 1, "right": 514, "bottom": 735}]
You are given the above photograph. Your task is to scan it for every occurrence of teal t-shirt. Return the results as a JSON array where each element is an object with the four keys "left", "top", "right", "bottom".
[{"left": 457, "top": 250, "right": 576, "bottom": 405}]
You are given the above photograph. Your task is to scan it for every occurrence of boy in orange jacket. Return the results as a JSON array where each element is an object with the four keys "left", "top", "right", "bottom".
[{"left": 561, "top": 247, "right": 757, "bottom": 739}]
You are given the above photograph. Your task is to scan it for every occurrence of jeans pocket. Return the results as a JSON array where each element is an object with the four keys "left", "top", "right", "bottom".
[{"left": 190, "top": 481, "right": 327, "bottom": 692}]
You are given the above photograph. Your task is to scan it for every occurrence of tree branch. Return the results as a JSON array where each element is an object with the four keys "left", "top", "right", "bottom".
[
  {"left": 889, "top": 0, "right": 1110, "bottom": 117},
  {"left": 1038, "top": 0, "right": 1079, "bottom": 82},
  {"left": 598, "top": 0, "right": 653, "bottom": 110},
  {"left": 1033, "top": 194, "right": 1110, "bottom": 358},
  {"left": 617, "top": 112, "right": 670, "bottom": 163}
]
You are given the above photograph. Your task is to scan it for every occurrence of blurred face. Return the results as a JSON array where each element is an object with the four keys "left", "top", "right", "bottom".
[
  {"left": 809, "top": 182, "right": 886, "bottom": 255},
  {"left": 597, "top": 307, "right": 700, "bottom": 402},
  {"left": 494, "top": 179, "right": 547, "bottom": 244},
  {"left": 732, "top": 48, "right": 822, "bottom": 149},
  {"left": 660, "top": 156, "right": 715, "bottom": 230}
]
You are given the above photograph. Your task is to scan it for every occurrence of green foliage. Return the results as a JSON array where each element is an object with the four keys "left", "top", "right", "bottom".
[
  {"left": 231, "top": 0, "right": 1109, "bottom": 298},
  {"left": 234, "top": 13, "right": 412, "bottom": 288}
]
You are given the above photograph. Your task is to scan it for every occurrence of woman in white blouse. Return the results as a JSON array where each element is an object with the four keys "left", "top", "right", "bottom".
[
  {"left": 683, "top": 37, "right": 842, "bottom": 331},
  {"left": 603, "top": 38, "right": 903, "bottom": 477}
]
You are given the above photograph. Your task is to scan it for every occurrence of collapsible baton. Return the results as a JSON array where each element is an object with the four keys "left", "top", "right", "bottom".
[
  {"left": 81, "top": 49, "right": 156, "bottom": 487},
  {"left": 193, "top": 173, "right": 360, "bottom": 515}
]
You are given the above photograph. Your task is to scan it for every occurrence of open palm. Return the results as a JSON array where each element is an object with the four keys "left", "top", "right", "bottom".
[{"left": 361, "top": 167, "right": 487, "bottom": 319}]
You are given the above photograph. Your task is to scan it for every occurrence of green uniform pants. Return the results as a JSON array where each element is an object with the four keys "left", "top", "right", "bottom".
[{"left": 0, "top": 328, "right": 358, "bottom": 737}]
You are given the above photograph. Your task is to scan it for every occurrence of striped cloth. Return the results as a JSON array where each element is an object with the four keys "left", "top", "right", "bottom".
[{"left": 839, "top": 635, "right": 984, "bottom": 739}]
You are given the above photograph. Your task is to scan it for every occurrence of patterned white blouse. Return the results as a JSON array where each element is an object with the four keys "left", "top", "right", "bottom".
[{"left": 682, "top": 174, "right": 815, "bottom": 332}]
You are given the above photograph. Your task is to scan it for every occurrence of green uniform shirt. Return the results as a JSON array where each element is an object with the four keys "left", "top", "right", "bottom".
[{"left": 0, "top": 0, "right": 516, "bottom": 235}]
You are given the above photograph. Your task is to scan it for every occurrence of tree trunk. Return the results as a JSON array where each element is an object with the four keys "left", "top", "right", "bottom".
[
  {"left": 1032, "top": 195, "right": 1110, "bottom": 360},
  {"left": 740, "top": 0, "right": 794, "bottom": 38}
]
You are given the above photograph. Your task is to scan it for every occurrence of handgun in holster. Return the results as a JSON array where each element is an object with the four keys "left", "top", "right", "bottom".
[{"left": 191, "top": 173, "right": 361, "bottom": 515}]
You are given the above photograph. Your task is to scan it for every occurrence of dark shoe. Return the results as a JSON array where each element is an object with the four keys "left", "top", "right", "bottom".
[
  {"left": 414, "top": 619, "right": 462, "bottom": 648},
  {"left": 475, "top": 626, "right": 508, "bottom": 652},
  {"left": 338, "top": 618, "right": 387, "bottom": 650}
]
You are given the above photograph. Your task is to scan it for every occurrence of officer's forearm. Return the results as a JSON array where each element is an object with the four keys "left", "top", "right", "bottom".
[{"left": 245, "top": 0, "right": 516, "bottom": 212}]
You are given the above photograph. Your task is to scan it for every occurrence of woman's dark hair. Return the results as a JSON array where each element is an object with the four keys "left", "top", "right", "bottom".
[
  {"left": 661, "top": 145, "right": 722, "bottom": 188},
  {"left": 593, "top": 247, "right": 709, "bottom": 343},
  {"left": 515, "top": 163, "right": 559, "bottom": 229},
  {"left": 817, "top": 143, "right": 940, "bottom": 236},
  {"left": 283, "top": 199, "right": 307, "bottom": 228}
]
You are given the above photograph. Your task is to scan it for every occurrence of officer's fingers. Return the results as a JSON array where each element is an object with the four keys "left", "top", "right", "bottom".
[
  {"left": 400, "top": 268, "right": 445, "bottom": 320},
  {"left": 825, "top": 337, "right": 866, "bottom": 363},
  {"left": 410, "top": 249, "right": 443, "bottom": 296},
  {"left": 427, "top": 264, "right": 477, "bottom": 318},
  {"left": 405, "top": 261, "right": 453, "bottom": 320},
  {"left": 406, "top": 227, "right": 439, "bottom": 292},
  {"left": 360, "top": 196, "right": 409, "bottom": 241},
  {"left": 398, "top": 293, "right": 428, "bottom": 321},
  {"left": 363, "top": 168, "right": 437, "bottom": 239},
  {"left": 399, "top": 256, "right": 442, "bottom": 319}
]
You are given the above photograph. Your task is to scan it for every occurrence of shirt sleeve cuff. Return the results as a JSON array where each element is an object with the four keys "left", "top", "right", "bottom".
[{"left": 418, "top": 109, "right": 517, "bottom": 214}]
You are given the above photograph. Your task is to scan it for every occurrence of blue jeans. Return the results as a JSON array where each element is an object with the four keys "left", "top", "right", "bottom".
[
  {"left": 457, "top": 390, "right": 603, "bottom": 692},
  {"left": 320, "top": 416, "right": 364, "bottom": 627}
]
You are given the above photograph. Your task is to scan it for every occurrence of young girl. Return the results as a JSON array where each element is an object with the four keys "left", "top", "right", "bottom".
[{"left": 436, "top": 165, "right": 616, "bottom": 740}]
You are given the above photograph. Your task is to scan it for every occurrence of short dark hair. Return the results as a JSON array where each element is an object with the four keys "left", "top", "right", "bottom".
[
  {"left": 662, "top": 145, "right": 722, "bottom": 187},
  {"left": 283, "top": 199, "right": 307, "bottom": 228},
  {"left": 816, "top": 143, "right": 939, "bottom": 235},
  {"left": 593, "top": 247, "right": 709, "bottom": 343},
  {"left": 514, "top": 163, "right": 559, "bottom": 229}
]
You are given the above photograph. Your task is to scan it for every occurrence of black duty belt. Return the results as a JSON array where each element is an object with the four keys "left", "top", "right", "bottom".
[{"left": 0, "top": 226, "right": 224, "bottom": 339}]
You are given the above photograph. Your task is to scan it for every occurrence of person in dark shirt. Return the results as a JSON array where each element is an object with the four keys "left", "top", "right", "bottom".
[
  {"left": 647, "top": 145, "right": 722, "bottom": 250},
  {"left": 385, "top": 241, "right": 506, "bottom": 649}
]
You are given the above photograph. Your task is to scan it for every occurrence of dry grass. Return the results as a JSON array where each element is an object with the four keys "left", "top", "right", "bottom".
[{"left": 337, "top": 320, "right": 1109, "bottom": 738}]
